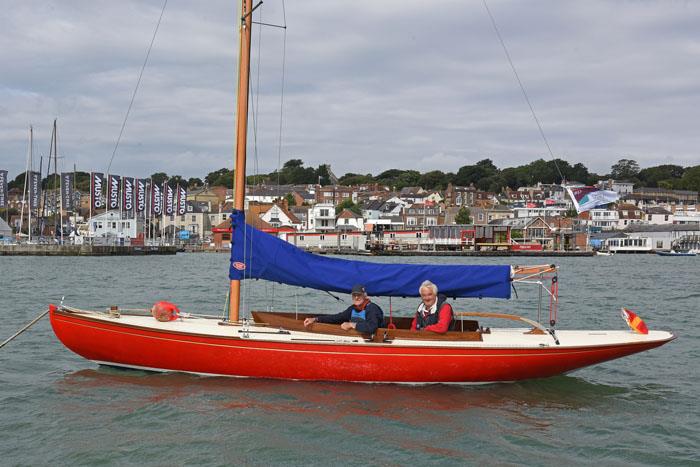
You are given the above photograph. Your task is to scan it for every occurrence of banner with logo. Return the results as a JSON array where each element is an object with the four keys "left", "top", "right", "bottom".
[
  {"left": 122, "top": 177, "right": 134, "bottom": 218},
  {"left": 177, "top": 185, "right": 187, "bottom": 215},
  {"left": 136, "top": 178, "right": 146, "bottom": 213},
  {"left": 91, "top": 172, "right": 105, "bottom": 210},
  {"left": 164, "top": 183, "right": 174, "bottom": 216},
  {"left": 29, "top": 171, "right": 41, "bottom": 210},
  {"left": 107, "top": 174, "right": 121, "bottom": 210},
  {"left": 0, "top": 170, "right": 7, "bottom": 208},
  {"left": 565, "top": 186, "right": 620, "bottom": 213},
  {"left": 61, "top": 172, "right": 74, "bottom": 211},
  {"left": 151, "top": 181, "right": 163, "bottom": 216}
]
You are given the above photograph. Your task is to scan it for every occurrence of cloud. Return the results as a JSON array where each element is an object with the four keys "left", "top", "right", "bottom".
[{"left": 1, "top": 0, "right": 699, "bottom": 181}]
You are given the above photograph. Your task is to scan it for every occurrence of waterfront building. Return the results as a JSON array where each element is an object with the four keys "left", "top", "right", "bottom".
[
  {"left": 623, "top": 187, "right": 698, "bottom": 209},
  {"left": 622, "top": 224, "right": 700, "bottom": 251},
  {"left": 308, "top": 202, "right": 336, "bottom": 231},
  {"left": 597, "top": 179, "right": 635, "bottom": 196},
  {"left": 314, "top": 185, "right": 355, "bottom": 206},
  {"left": 644, "top": 206, "right": 673, "bottom": 225},
  {"left": 402, "top": 203, "right": 442, "bottom": 227},
  {"left": 471, "top": 204, "right": 514, "bottom": 225},
  {"left": 336, "top": 208, "right": 364, "bottom": 231},
  {"left": 616, "top": 203, "right": 645, "bottom": 229},
  {"left": 87, "top": 210, "right": 142, "bottom": 245},
  {"left": 160, "top": 201, "right": 212, "bottom": 242},
  {"left": 259, "top": 203, "right": 302, "bottom": 229}
]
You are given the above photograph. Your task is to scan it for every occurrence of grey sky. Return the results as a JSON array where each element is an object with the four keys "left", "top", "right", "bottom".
[{"left": 1, "top": 0, "right": 699, "bottom": 181}]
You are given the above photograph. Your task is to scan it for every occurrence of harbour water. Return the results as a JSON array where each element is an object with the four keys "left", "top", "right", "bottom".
[{"left": 1, "top": 253, "right": 697, "bottom": 465}]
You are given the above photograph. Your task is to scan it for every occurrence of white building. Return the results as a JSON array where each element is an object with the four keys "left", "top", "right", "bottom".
[
  {"left": 513, "top": 206, "right": 568, "bottom": 220},
  {"left": 587, "top": 208, "right": 620, "bottom": 231},
  {"left": 622, "top": 224, "right": 700, "bottom": 250},
  {"left": 644, "top": 206, "right": 673, "bottom": 225},
  {"left": 88, "top": 211, "right": 141, "bottom": 244},
  {"left": 308, "top": 202, "right": 336, "bottom": 232}
]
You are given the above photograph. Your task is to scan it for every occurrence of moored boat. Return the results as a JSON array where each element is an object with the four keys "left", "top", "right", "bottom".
[
  {"left": 49, "top": 0, "right": 675, "bottom": 384},
  {"left": 655, "top": 250, "right": 697, "bottom": 257}
]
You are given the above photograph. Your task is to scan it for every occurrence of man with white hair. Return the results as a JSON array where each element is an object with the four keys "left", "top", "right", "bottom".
[{"left": 410, "top": 280, "right": 453, "bottom": 333}]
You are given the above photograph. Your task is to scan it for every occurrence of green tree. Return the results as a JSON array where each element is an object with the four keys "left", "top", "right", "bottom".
[
  {"left": 205, "top": 168, "right": 232, "bottom": 186},
  {"left": 284, "top": 193, "right": 296, "bottom": 206},
  {"left": 418, "top": 170, "right": 447, "bottom": 190},
  {"left": 455, "top": 207, "right": 471, "bottom": 224},
  {"left": 637, "top": 164, "right": 685, "bottom": 187},
  {"left": 677, "top": 165, "right": 700, "bottom": 192},
  {"left": 454, "top": 159, "right": 498, "bottom": 187},
  {"left": 150, "top": 172, "right": 169, "bottom": 186},
  {"left": 563, "top": 207, "right": 579, "bottom": 218},
  {"left": 187, "top": 177, "right": 203, "bottom": 188},
  {"left": 335, "top": 199, "right": 361, "bottom": 215},
  {"left": 338, "top": 173, "right": 374, "bottom": 186},
  {"left": 168, "top": 175, "right": 185, "bottom": 187},
  {"left": 610, "top": 159, "right": 640, "bottom": 180}
]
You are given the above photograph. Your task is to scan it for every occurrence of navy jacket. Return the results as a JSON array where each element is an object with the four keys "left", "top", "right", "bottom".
[{"left": 316, "top": 302, "right": 384, "bottom": 334}]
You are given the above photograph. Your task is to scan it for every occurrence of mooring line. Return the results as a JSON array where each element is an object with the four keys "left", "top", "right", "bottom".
[{"left": 0, "top": 309, "right": 50, "bottom": 350}]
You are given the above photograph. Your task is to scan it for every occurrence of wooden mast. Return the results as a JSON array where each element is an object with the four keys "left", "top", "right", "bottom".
[{"left": 229, "top": 0, "right": 254, "bottom": 322}]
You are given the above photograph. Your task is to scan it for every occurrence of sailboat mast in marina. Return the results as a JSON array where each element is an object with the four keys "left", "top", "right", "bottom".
[
  {"left": 48, "top": 0, "right": 674, "bottom": 384},
  {"left": 229, "top": 0, "right": 254, "bottom": 323}
]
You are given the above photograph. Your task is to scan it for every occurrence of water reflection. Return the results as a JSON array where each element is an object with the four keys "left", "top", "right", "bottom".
[{"left": 57, "top": 366, "right": 626, "bottom": 415}]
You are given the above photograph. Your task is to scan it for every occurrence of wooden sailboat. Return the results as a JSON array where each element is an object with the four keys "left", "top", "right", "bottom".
[{"left": 49, "top": 0, "right": 674, "bottom": 384}]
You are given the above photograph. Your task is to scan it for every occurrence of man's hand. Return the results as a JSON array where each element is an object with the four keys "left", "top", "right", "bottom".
[
  {"left": 340, "top": 322, "right": 357, "bottom": 331},
  {"left": 303, "top": 317, "right": 317, "bottom": 327}
]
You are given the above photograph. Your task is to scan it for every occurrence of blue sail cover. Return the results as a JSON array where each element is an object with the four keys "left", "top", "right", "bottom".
[{"left": 229, "top": 210, "right": 511, "bottom": 299}]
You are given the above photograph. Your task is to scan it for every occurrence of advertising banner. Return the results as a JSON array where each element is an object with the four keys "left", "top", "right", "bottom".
[
  {"left": 29, "top": 171, "right": 41, "bottom": 210},
  {"left": 123, "top": 177, "right": 134, "bottom": 218},
  {"left": 61, "top": 172, "right": 74, "bottom": 211},
  {"left": 91, "top": 172, "right": 105, "bottom": 210},
  {"left": 135, "top": 178, "right": 146, "bottom": 213},
  {"left": 177, "top": 185, "right": 187, "bottom": 215},
  {"left": 108, "top": 174, "right": 121, "bottom": 210},
  {"left": 164, "top": 183, "right": 174, "bottom": 216},
  {"left": 0, "top": 170, "right": 7, "bottom": 208},
  {"left": 151, "top": 181, "right": 163, "bottom": 216}
]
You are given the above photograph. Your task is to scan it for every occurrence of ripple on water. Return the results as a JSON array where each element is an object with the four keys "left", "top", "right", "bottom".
[{"left": 0, "top": 253, "right": 698, "bottom": 465}]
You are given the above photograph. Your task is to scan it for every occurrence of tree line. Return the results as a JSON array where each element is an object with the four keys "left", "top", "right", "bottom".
[{"left": 6, "top": 157, "right": 700, "bottom": 194}]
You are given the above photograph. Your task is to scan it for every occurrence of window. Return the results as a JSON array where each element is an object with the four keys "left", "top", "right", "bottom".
[
  {"left": 664, "top": 215, "right": 669, "bottom": 221},
  {"left": 341, "top": 234, "right": 347, "bottom": 240},
  {"left": 192, "top": 215, "right": 196, "bottom": 222},
  {"left": 390, "top": 233, "right": 396, "bottom": 239},
  {"left": 321, "top": 220, "right": 329, "bottom": 227},
  {"left": 416, "top": 232, "right": 422, "bottom": 238},
  {"left": 320, "top": 235, "right": 325, "bottom": 241},
  {"left": 181, "top": 215, "right": 185, "bottom": 221},
  {"left": 320, "top": 209, "right": 329, "bottom": 216},
  {"left": 656, "top": 241, "right": 663, "bottom": 248},
  {"left": 299, "top": 235, "right": 304, "bottom": 241}
]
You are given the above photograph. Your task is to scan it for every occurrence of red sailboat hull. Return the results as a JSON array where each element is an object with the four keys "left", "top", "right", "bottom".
[{"left": 50, "top": 308, "right": 675, "bottom": 383}]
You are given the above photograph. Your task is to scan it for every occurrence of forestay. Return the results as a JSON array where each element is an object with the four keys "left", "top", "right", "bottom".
[{"left": 228, "top": 210, "right": 512, "bottom": 299}]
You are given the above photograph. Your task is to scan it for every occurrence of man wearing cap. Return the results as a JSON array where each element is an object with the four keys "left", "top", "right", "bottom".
[{"left": 303, "top": 284, "right": 384, "bottom": 334}]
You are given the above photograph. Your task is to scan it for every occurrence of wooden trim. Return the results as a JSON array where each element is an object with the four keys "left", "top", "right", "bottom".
[{"left": 252, "top": 311, "right": 483, "bottom": 342}]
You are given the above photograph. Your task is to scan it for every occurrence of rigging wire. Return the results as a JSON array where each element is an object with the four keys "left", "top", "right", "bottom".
[
  {"left": 106, "top": 0, "right": 168, "bottom": 174},
  {"left": 482, "top": 0, "right": 566, "bottom": 183}
]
